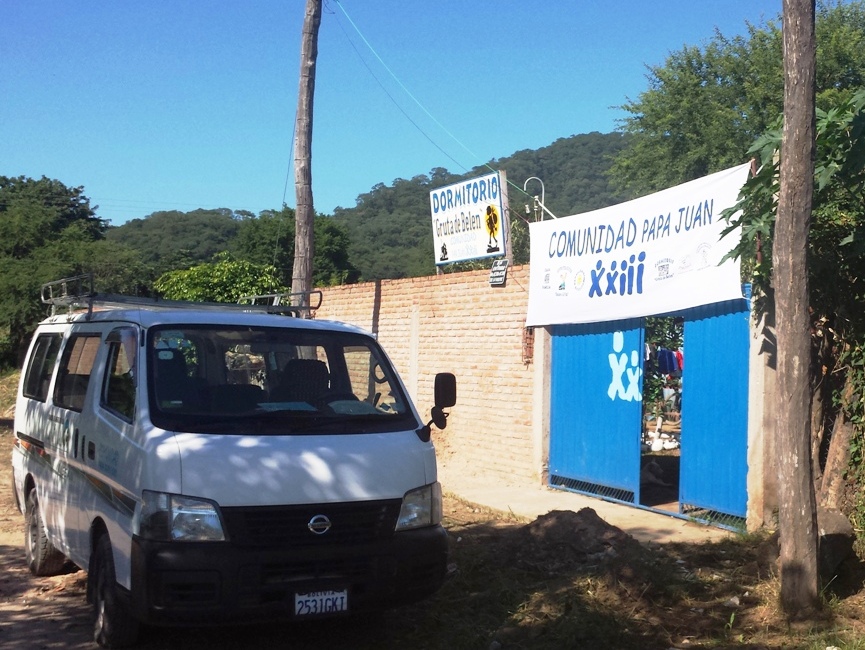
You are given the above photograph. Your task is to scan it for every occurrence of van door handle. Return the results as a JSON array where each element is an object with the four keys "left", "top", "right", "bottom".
[
  {"left": 87, "top": 441, "right": 96, "bottom": 460},
  {"left": 73, "top": 429, "right": 79, "bottom": 458}
]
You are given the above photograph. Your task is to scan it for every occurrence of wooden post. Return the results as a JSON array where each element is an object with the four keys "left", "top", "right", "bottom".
[
  {"left": 291, "top": 0, "right": 322, "bottom": 316},
  {"left": 775, "top": 0, "right": 819, "bottom": 617}
]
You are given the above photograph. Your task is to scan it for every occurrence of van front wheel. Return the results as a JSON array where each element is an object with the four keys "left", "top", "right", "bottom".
[
  {"left": 25, "top": 490, "right": 66, "bottom": 576},
  {"left": 91, "top": 534, "right": 139, "bottom": 648}
]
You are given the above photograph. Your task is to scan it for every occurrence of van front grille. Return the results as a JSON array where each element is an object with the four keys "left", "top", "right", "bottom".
[{"left": 221, "top": 500, "right": 402, "bottom": 547}]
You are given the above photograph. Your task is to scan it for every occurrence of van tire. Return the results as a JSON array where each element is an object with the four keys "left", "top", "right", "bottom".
[
  {"left": 92, "top": 534, "right": 139, "bottom": 648},
  {"left": 25, "top": 490, "right": 66, "bottom": 576}
]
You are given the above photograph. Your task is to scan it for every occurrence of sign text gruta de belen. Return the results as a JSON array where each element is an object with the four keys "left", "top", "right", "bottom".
[{"left": 431, "top": 174, "right": 499, "bottom": 238}]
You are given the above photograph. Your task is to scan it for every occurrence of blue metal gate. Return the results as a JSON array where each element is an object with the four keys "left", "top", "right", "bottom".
[
  {"left": 549, "top": 320, "right": 644, "bottom": 503},
  {"left": 549, "top": 295, "right": 750, "bottom": 522},
  {"left": 680, "top": 296, "right": 750, "bottom": 519}
]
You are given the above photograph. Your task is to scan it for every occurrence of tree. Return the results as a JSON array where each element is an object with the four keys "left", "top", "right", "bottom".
[
  {"left": 312, "top": 217, "right": 358, "bottom": 286},
  {"left": 291, "top": 0, "right": 322, "bottom": 313},
  {"left": 0, "top": 175, "right": 104, "bottom": 258},
  {"left": 106, "top": 208, "right": 241, "bottom": 274},
  {"left": 0, "top": 176, "right": 146, "bottom": 365},
  {"left": 153, "top": 253, "right": 284, "bottom": 303},
  {"left": 610, "top": 1, "right": 865, "bottom": 197},
  {"left": 230, "top": 208, "right": 358, "bottom": 287},
  {"left": 230, "top": 209, "right": 296, "bottom": 283},
  {"left": 774, "top": 0, "right": 819, "bottom": 617}
]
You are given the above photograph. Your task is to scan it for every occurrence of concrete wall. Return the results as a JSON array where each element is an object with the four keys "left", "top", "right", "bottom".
[
  {"left": 746, "top": 307, "right": 778, "bottom": 530},
  {"left": 315, "top": 265, "right": 545, "bottom": 485}
]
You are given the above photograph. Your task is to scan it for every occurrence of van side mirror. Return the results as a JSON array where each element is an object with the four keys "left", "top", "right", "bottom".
[
  {"left": 417, "top": 373, "right": 457, "bottom": 442},
  {"left": 434, "top": 372, "right": 456, "bottom": 408}
]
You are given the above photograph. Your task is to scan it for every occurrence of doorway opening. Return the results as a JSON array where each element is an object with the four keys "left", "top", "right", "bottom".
[{"left": 640, "top": 316, "right": 684, "bottom": 511}]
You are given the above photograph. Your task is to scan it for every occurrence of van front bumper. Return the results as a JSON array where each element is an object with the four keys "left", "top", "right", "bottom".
[{"left": 129, "top": 524, "right": 448, "bottom": 626}]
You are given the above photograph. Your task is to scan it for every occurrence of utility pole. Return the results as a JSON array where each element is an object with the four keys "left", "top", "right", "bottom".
[{"left": 291, "top": 0, "right": 322, "bottom": 316}]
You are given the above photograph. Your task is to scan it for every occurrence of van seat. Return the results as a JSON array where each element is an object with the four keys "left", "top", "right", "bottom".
[
  {"left": 210, "top": 384, "right": 264, "bottom": 413},
  {"left": 154, "top": 351, "right": 201, "bottom": 410},
  {"left": 271, "top": 359, "right": 329, "bottom": 404}
]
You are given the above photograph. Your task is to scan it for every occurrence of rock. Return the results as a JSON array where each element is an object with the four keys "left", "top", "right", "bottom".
[
  {"left": 817, "top": 506, "right": 854, "bottom": 580},
  {"left": 753, "top": 507, "right": 854, "bottom": 581}
]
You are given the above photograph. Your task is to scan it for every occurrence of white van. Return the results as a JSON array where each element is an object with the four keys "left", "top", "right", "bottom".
[{"left": 11, "top": 275, "right": 456, "bottom": 648}]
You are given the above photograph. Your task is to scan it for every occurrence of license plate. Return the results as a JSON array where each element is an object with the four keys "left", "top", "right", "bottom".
[{"left": 294, "top": 590, "right": 349, "bottom": 617}]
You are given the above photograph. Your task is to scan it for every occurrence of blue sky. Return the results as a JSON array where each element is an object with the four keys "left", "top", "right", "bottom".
[{"left": 2, "top": 1, "right": 781, "bottom": 226}]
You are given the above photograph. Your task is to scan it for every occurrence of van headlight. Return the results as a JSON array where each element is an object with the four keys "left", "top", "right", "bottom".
[
  {"left": 138, "top": 490, "right": 226, "bottom": 542},
  {"left": 396, "top": 483, "right": 442, "bottom": 531}
]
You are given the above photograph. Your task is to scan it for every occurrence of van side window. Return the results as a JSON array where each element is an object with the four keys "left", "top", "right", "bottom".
[
  {"left": 343, "top": 345, "right": 403, "bottom": 413},
  {"left": 54, "top": 334, "right": 102, "bottom": 412},
  {"left": 101, "top": 328, "right": 137, "bottom": 421},
  {"left": 22, "top": 334, "right": 63, "bottom": 401}
]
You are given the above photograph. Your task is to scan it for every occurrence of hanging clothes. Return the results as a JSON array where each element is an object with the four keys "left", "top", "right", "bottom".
[
  {"left": 644, "top": 343, "right": 658, "bottom": 375},
  {"left": 657, "top": 347, "right": 678, "bottom": 375}
]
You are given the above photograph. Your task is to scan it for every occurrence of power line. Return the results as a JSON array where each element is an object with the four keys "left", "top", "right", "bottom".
[
  {"left": 329, "top": 1, "right": 469, "bottom": 173},
  {"left": 329, "top": 0, "right": 537, "bottom": 203}
]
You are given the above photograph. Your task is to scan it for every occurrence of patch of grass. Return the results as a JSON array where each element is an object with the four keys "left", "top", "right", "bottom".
[{"left": 0, "top": 369, "right": 19, "bottom": 418}]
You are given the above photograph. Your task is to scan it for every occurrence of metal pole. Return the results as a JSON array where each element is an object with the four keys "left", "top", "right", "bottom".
[
  {"left": 522, "top": 177, "right": 557, "bottom": 220},
  {"left": 523, "top": 177, "right": 544, "bottom": 221}
]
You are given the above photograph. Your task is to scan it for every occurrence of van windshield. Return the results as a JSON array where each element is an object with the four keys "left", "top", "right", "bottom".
[{"left": 147, "top": 325, "right": 418, "bottom": 435}]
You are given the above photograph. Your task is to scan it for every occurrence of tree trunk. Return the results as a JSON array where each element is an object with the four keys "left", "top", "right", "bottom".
[
  {"left": 810, "top": 319, "right": 834, "bottom": 489},
  {"left": 291, "top": 0, "right": 322, "bottom": 316},
  {"left": 810, "top": 385, "right": 824, "bottom": 488},
  {"left": 774, "top": 0, "right": 819, "bottom": 617},
  {"left": 819, "top": 411, "right": 854, "bottom": 511},
  {"left": 819, "top": 372, "right": 856, "bottom": 510}
]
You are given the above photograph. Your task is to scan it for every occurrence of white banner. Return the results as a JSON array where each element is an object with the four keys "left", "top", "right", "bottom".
[
  {"left": 430, "top": 171, "right": 507, "bottom": 265},
  {"left": 526, "top": 163, "right": 750, "bottom": 326}
]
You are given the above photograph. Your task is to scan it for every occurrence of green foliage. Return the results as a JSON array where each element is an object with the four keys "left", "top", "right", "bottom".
[
  {"left": 333, "top": 175, "right": 442, "bottom": 280},
  {"left": 642, "top": 317, "right": 684, "bottom": 413},
  {"left": 230, "top": 207, "right": 358, "bottom": 287},
  {"left": 153, "top": 253, "right": 284, "bottom": 303},
  {"left": 106, "top": 208, "right": 242, "bottom": 275},
  {"left": 494, "top": 132, "right": 633, "bottom": 219},
  {"left": 723, "top": 88, "right": 865, "bottom": 320},
  {"left": 0, "top": 176, "right": 148, "bottom": 365},
  {"left": 230, "top": 209, "right": 294, "bottom": 281},
  {"left": 313, "top": 216, "right": 359, "bottom": 286},
  {"left": 0, "top": 175, "right": 105, "bottom": 258},
  {"left": 610, "top": 1, "right": 865, "bottom": 197}
]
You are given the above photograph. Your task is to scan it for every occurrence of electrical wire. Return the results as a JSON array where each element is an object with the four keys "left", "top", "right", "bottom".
[
  {"left": 329, "top": 2, "right": 468, "bottom": 173},
  {"left": 275, "top": 118, "right": 298, "bottom": 269},
  {"left": 329, "top": 0, "right": 537, "bottom": 204}
]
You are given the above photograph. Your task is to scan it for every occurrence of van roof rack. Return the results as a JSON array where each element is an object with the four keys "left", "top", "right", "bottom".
[
  {"left": 41, "top": 274, "right": 320, "bottom": 319},
  {"left": 237, "top": 290, "right": 322, "bottom": 310}
]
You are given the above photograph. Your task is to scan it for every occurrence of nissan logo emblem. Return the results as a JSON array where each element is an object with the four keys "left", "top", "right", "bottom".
[{"left": 307, "top": 514, "right": 332, "bottom": 535}]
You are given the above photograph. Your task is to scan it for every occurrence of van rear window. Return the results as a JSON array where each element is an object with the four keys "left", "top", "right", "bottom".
[{"left": 22, "top": 334, "right": 63, "bottom": 401}]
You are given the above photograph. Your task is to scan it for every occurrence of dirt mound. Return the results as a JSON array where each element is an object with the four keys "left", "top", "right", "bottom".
[{"left": 502, "top": 508, "right": 649, "bottom": 573}]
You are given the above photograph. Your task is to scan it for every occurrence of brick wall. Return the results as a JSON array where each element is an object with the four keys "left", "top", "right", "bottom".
[{"left": 315, "top": 265, "right": 540, "bottom": 484}]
